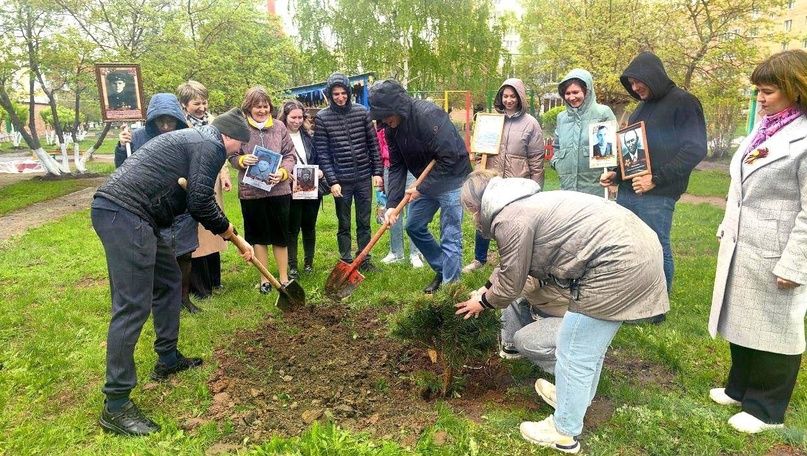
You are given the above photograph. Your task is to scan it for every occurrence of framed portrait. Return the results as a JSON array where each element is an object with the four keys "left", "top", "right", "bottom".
[
  {"left": 470, "top": 113, "right": 505, "bottom": 156},
  {"left": 94, "top": 63, "right": 146, "bottom": 122},
  {"left": 617, "top": 121, "right": 652, "bottom": 179},
  {"left": 588, "top": 121, "right": 618, "bottom": 169},
  {"left": 293, "top": 164, "right": 319, "bottom": 200},
  {"left": 243, "top": 146, "right": 282, "bottom": 192}
]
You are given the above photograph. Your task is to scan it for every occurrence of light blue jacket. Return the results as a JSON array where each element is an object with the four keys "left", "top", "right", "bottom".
[{"left": 552, "top": 69, "right": 616, "bottom": 195}]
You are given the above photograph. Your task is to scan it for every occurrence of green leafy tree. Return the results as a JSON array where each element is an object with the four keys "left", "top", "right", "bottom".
[{"left": 390, "top": 284, "right": 499, "bottom": 397}]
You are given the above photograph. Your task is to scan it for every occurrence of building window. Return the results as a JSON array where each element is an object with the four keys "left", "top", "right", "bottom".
[
  {"left": 785, "top": 19, "right": 792, "bottom": 31},
  {"left": 803, "top": 39, "right": 807, "bottom": 48},
  {"left": 788, "top": 0, "right": 794, "bottom": 9}
]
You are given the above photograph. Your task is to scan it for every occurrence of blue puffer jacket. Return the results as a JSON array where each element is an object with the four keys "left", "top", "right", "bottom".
[
  {"left": 114, "top": 93, "right": 189, "bottom": 168},
  {"left": 314, "top": 73, "right": 382, "bottom": 186},
  {"left": 552, "top": 69, "right": 616, "bottom": 196}
]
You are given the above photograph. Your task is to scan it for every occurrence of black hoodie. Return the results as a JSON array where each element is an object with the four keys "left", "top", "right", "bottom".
[
  {"left": 618, "top": 52, "right": 706, "bottom": 199},
  {"left": 369, "top": 80, "right": 472, "bottom": 207}
]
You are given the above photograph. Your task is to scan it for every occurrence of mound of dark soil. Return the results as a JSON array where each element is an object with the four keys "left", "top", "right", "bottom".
[{"left": 200, "top": 304, "right": 532, "bottom": 444}]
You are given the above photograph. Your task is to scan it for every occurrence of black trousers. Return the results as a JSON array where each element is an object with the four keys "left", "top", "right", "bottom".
[
  {"left": 333, "top": 180, "right": 371, "bottom": 262},
  {"left": 190, "top": 253, "right": 221, "bottom": 298},
  {"left": 288, "top": 197, "right": 321, "bottom": 268},
  {"left": 725, "top": 343, "right": 802, "bottom": 424},
  {"left": 91, "top": 201, "right": 181, "bottom": 399}
]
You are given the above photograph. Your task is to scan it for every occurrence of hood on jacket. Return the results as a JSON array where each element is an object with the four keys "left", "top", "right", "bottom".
[
  {"left": 369, "top": 79, "right": 412, "bottom": 121},
  {"left": 144, "top": 93, "right": 188, "bottom": 137},
  {"left": 558, "top": 69, "right": 598, "bottom": 114},
  {"left": 324, "top": 72, "right": 352, "bottom": 111},
  {"left": 494, "top": 78, "right": 528, "bottom": 118},
  {"left": 479, "top": 176, "right": 541, "bottom": 238},
  {"left": 620, "top": 52, "right": 676, "bottom": 101}
]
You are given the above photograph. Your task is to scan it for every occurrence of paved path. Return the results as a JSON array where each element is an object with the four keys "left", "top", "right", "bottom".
[{"left": 0, "top": 185, "right": 99, "bottom": 244}]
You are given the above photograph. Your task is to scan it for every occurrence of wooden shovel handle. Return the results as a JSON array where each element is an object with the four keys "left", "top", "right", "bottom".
[{"left": 351, "top": 159, "right": 437, "bottom": 270}]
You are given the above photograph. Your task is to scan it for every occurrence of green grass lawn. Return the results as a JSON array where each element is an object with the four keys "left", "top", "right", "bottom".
[
  {"left": 0, "top": 167, "right": 804, "bottom": 455},
  {"left": 0, "top": 134, "right": 117, "bottom": 155}
]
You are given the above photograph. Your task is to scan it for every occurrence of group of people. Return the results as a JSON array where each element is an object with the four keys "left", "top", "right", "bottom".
[{"left": 91, "top": 48, "right": 806, "bottom": 454}]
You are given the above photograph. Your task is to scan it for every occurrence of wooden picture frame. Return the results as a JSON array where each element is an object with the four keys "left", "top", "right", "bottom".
[
  {"left": 617, "top": 121, "right": 652, "bottom": 179},
  {"left": 95, "top": 63, "right": 146, "bottom": 122},
  {"left": 588, "top": 121, "right": 618, "bottom": 169},
  {"left": 470, "top": 113, "right": 505, "bottom": 156}
]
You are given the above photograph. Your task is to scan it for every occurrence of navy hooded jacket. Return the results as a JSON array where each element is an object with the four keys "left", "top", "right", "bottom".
[{"left": 114, "top": 93, "right": 189, "bottom": 167}]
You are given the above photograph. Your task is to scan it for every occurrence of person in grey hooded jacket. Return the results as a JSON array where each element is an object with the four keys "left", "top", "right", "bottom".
[{"left": 456, "top": 170, "right": 668, "bottom": 453}]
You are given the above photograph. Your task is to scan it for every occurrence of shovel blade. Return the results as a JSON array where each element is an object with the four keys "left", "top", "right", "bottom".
[
  {"left": 275, "top": 279, "right": 305, "bottom": 311},
  {"left": 324, "top": 260, "right": 365, "bottom": 300}
]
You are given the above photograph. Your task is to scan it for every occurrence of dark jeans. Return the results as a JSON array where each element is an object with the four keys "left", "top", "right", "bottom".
[
  {"left": 617, "top": 189, "right": 675, "bottom": 293},
  {"left": 725, "top": 343, "right": 801, "bottom": 424},
  {"left": 91, "top": 199, "right": 181, "bottom": 399},
  {"left": 288, "top": 197, "right": 321, "bottom": 268},
  {"left": 334, "top": 180, "right": 372, "bottom": 262},
  {"left": 474, "top": 230, "right": 491, "bottom": 263}
]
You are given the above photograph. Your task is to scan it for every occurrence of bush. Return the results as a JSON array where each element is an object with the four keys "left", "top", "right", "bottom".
[
  {"left": 540, "top": 105, "right": 565, "bottom": 134},
  {"left": 389, "top": 283, "right": 499, "bottom": 397}
]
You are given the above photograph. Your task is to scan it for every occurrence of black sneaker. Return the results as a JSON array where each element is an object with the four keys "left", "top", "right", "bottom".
[
  {"left": 259, "top": 282, "right": 273, "bottom": 294},
  {"left": 289, "top": 268, "right": 300, "bottom": 280},
  {"left": 99, "top": 400, "right": 161, "bottom": 436},
  {"left": 359, "top": 260, "right": 378, "bottom": 273},
  {"left": 151, "top": 352, "right": 203, "bottom": 381},
  {"left": 304, "top": 263, "right": 314, "bottom": 273},
  {"left": 181, "top": 297, "right": 202, "bottom": 314},
  {"left": 423, "top": 273, "right": 443, "bottom": 294}
]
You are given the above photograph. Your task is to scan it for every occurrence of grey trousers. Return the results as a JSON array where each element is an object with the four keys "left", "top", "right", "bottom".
[
  {"left": 91, "top": 199, "right": 182, "bottom": 399},
  {"left": 500, "top": 298, "right": 562, "bottom": 374}
]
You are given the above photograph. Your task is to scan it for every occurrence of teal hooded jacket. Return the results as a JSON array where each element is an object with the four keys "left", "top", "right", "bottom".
[{"left": 552, "top": 69, "right": 616, "bottom": 195}]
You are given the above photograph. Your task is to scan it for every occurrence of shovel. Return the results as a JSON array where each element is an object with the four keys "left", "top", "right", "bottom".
[
  {"left": 324, "top": 160, "right": 436, "bottom": 300},
  {"left": 177, "top": 177, "right": 304, "bottom": 311}
]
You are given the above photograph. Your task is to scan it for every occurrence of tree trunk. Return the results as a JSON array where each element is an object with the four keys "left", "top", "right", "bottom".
[
  {"left": 82, "top": 122, "right": 113, "bottom": 163},
  {"left": 74, "top": 142, "right": 86, "bottom": 173},
  {"left": 0, "top": 83, "right": 63, "bottom": 175}
]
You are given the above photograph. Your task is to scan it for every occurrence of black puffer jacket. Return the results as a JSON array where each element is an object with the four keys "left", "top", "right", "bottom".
[
  {"left": 314, "top": 73, "right": 382, "bottom": 186},
  {"left": 618, "top": 52, "right": 707, "bottom": 199},
  {"left": 95, "top": 125, "right": 230, "bottom": 234},
  {"left": 369, "top": 79, "right": 472, "bottom": 207}
]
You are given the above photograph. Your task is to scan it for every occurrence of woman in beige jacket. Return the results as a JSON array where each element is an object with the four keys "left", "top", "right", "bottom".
[{"left": 463, "top": 78, "right": 544, "bottom": 273}]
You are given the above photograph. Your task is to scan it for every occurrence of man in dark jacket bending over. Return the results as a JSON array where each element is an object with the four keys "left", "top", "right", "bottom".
[
  {"left": 369, "top": 79, "right": 472, "bottom": 293},
  {"left": 315, "top": 72, "right": 383, "bottom": 270},
  {"left": 91, "top": 108, "right": 254, "bottom": 436},
  {"left": 601, "top": 51, "right": 707, "bottom": 322}
]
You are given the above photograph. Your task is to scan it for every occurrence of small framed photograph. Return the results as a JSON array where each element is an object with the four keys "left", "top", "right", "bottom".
[
  {"left": 617, "top": 121, "right": 652, "bottom": 179},
  {"left": 243, "top": 146, "right": 282, "bottom": 192},
  {"left": 588, "top": 121, "right": 618, "bottom": 168},
  {"left": 293, "top": 164, "right": 319, "bottom": 200},
  {"left": 94, "top": 63, "right": 146, "bottom": 122},
  {"left": 470, "top": 113, "right": 505, "bottom": 155}
]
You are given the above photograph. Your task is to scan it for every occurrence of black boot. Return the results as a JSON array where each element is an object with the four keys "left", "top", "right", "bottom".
[
  {"left": 151, "top": 351, "right": 203, "bottom": 381},
  {"left": 423, "top": 273, "right": 443, "bottom": 294},
  {"left": 99, "top": 400, "right": 161, "bottom": 436},
  {"left": 179, "top": 254, "right": 200, "bottom": 313},
  {"left": 182, "top": 297, "right": 202, "bottom": 314}
]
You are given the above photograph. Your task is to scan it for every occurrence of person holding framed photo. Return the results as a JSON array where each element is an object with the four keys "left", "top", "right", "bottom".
[
  {"left": 552, "top": 69, "right": 616, "bottom": 196},
  {"left": 708, "top": 49, "right": 807, "bottom": 435},
  {"left": 600, "top": 52, "right": 707, "bottom": 317},
  {"left": 229, "top": 87, "right": 297, "bottom": 294},
  {"left": 463, "top": 77, "right": 544, "bottom": 274}
]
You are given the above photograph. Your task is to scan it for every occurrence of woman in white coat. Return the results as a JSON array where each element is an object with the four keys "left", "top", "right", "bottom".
[{"left": 709, "top": 49, "right": 807, "bottom": 434}]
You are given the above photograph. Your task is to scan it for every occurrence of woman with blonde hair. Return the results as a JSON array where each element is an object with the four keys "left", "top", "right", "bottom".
[{"left": 708, "top": 49, "right": 807, "bottom": 434}]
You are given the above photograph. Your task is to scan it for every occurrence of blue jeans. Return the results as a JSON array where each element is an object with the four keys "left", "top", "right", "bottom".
[
  {"left": 406, "top": 187, "right": 463, "bottom": 282},
  {"left": 474, "top": 230, "right": 490, "bottom": 263},
  {"left": 384, "top": 169, "right": 420, "bottom": 258},
  {"left": 617, "top": 190, "right": 675, "bottom": 293},
  {"left": 554, "top": 312, "right": 622, "bottom": 436}
]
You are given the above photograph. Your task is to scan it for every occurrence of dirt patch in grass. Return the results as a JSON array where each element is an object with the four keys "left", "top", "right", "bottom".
[
  {"left": 765, "top": 444, "right": 806, "bottom": 456},
  {"left": 679, "top": 193, "right": 726, "bottom": 209},
  {"left": 201, "top": 304, "right": 526, "bottom": 444},
  {"left": 606, "top": 348, "right": 677, "bottom": 390},
  {"left": 75, "top": 275, "right": 108, "bottom": 289}
]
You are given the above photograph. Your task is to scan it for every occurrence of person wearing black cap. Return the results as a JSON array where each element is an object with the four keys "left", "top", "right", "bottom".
[
  {"left": 91, "top": 108, "right": 254, "bottom": 436},
  {"left": 600, "top": 51, "right": 707, "bottom": 323}
]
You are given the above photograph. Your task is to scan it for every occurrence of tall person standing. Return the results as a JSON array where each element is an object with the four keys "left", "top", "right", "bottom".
[
  {"left": 315, "top": 73, "right": 383, "bottom": 271},
  {"left": 708, "top": 49, "right": 807, "bottom": 434}
]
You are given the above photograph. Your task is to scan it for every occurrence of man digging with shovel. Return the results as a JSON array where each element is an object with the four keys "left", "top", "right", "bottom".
[
  {"left": 91, "top": 108, "right": 254, "bottom": 436},
  {"left": 369, "top": 80, "right": 472, "bottom": 294}
]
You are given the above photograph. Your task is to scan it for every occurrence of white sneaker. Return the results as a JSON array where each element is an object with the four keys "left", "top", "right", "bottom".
[
  {"left": 728, "top": 411, "right": 784, "bottom": 434},
  {"left": 462, "top": 259, "right": 486, "bottom": 273},
  {"left": 499, "top": 343, "right": 522, "bottom": 360},
  {"left": 520, "top": 415, "right": 580, "bottom": 454},
  {"left": 381, "top": 253, "right": 404, "bottom": 264},
  {"left": 709, "top": 388, "right": 741, "bottom": 406},
  {"left": 534, "top": 378, "right": 558, "bottom": 409},
  {"left": 410, "top": 254, "right": 424, "bottom": 268}
]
